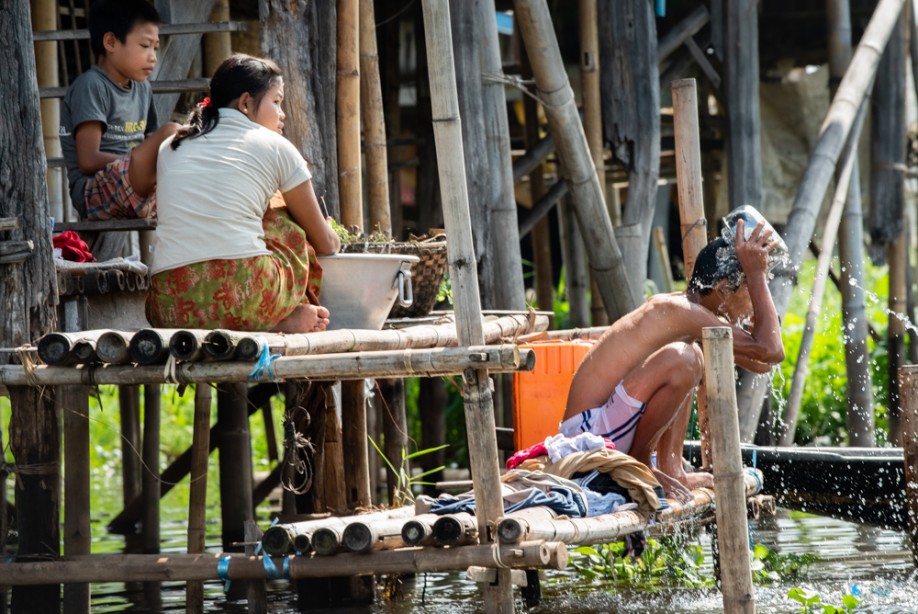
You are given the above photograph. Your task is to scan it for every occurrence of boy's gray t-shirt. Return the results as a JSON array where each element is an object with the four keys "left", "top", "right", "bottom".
[{"left": 60, "top": 65, "right": 159, "bottom": 213}]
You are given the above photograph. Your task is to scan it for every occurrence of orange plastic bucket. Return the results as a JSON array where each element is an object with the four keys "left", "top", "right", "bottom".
[{"left": 512, "top": 341, "right": 594, "bottom": 451}]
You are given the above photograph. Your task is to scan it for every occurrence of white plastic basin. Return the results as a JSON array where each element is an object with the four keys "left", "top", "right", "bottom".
[{"left": 317, "top": 253, "right": 420, "bottom": 330}]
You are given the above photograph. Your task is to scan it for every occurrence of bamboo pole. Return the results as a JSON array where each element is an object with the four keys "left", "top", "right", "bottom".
[
  {"left": 142, "top": 385, "right": 161, "bottom": 555},
  {"left": 652, "top": 227, "right": 675, "bottom": 293},
  {"left": 341, "top": 513, "right": 443, "bottom": 553},
  {"left": 0, "top": 541, "right": 567, "bottom": 585},
  {"left": 32, "top": 0, "right": 64, "bottom": 223},
  {"left": 186, "top": 384, "right": 212, "bottom": 613},
  {"left": 479, "top": 0, "right": 526, "bottom": 310},
  {"left": 899, "top": 365, "right": 918, "bottom": 568},
  {"left": 737, "top": 0, "right": 907, "bottom": 441},
  {"left": 359, "top": 0, "right": 391, "bottom": 235},
  {"left": 888, "top": 233, "right": 908, "bottom": 444},
  {"left": 671, "top": 79, "right": 708, "bottom": 281},
  {"left": 62, "top": 386, "right": 91, "bottom": 613},
  {"left": 433, "top": 513, "right": 478, "bottom": 546},
  {"left": 97, "top": 330, "right": 133, "bottom": 364},
  {"left": 203, "top": 0, "right": 231, "bottom": 77},
  {"left": 37, "top": 330, "right": 109, "bottom": 365},
  {"left": 342, "top": 380, "right": 372, "bottom": 509},
  {"left": 234, "top": 314, "right": 547, "bottom": 361},
  {"left": 829, "top": 0, "right": 875, "bottom": 447},
  {"left": 338, "top": 0, "right": 363, "bottom": 229},
  {"left": 579, "top": 0, "right": 604, "bottom": 203},
  {"left": 216, "top": 384, "right": 254, "bottom": 558},
  {"left": 203, "top": 329, "right": 243, "bottom": 360},
  {"left": 119, "top": 385, "right": 142, "bottom": 519},
  {"left": 703, "top": 327, "right": 755, "bottom": 614},
  {"left": 781, "top": 100, "right": 868, "bottom": 445},
  {"left": 130, "top": 329, "right": 181, "bottom": 365},
  {"left": 514, "top": 0, "right": 637, "bottom": 320},
  {"left": 170, "top": 330, "right": 212, "bottom": 362},
  {"left": 261, "top": 506, "right": 416, "bottom": 556},
  {"left": 0, "top": 345, "right": 532, "bottom": 387},
  {"left": 420, "top": 1, "right": 511, "bottom": 609}
]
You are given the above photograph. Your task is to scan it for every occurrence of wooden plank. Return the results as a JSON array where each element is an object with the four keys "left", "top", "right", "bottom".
[
  {"left": 53, "top": 219, "right": 157, "bottom": 233},
  {"left": 32, "top": 21, "right": 248, "bottom": 41}
]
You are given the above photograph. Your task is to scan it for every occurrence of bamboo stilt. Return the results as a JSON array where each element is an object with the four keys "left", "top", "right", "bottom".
[
  {"left": 579, "top": 0, "right": 604, "bottom": 203},
  {"left": 119, "top": 385, "right": 142, "bottom": 525},
  {"left": 703, "top": 328, "right": 755, "bottom": 614},
  {"left": 899, "top": 365, "right": 918, "bottom": 568},
  {"left": 338, "top": 0, "right": 363, "bottom": 229},
  {"left": 62, "top": 386, "right": 91, "bottom": 614},
  {"left": 0, "top": 541, "right": 567, "bottom": 585},
  {"left": 141, "top": 385, "right": 161, "bottom": 555},
  {"left": 671, "top": 79, "right": 708, "bottom": 281},
  {"left": 379, "top": 378, "right": 407, "bottom": 504},
  {"left": 186, "top": 384, "right": 212, "bottom": 613},
  {"left": 514, "top": 0, "right": 637, "bottom": 320},
  {"left": 651, "top": 227, "right": 675, "bottom": 293},
  {"left": 203, "top": 0, "right": 231, "bottom": 76},
  {"left": 737, "top": 0, "right": 907, "bottom": 441},
  {"left": 359, "top": 0, "right": 391, "bottom": 235},
  {"left": 216, "top": 384, "right": 254, "bottom": 560},
  {"left": 888, "top": 233, "right": 908, "bottom": 444},
  {"left": 782, "top": 100, "right": 868, "bottom": 445},
  {"left": 342, "top": 380, "right": 372, "bottom": 509}
]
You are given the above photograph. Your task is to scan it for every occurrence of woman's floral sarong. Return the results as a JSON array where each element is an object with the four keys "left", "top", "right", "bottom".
[{"left": 146, "top": 206, "right": 323, "bottom": 331}]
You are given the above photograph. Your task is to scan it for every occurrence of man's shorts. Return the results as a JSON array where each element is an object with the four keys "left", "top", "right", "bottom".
[
  {"left": 559, "top": 381, "right": 646, "bottom": 454},
  {"left": 83, "top": 154, "right": 155, "bottom": 221}
]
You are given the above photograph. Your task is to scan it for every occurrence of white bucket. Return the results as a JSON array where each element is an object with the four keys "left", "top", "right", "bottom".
[{"left": 317, "top": 253, "right": 420, "bottom": 330}]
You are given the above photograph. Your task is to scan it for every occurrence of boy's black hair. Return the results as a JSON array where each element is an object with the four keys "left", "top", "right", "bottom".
[
  {"left": 688, "top": 237, "right": 744, "bottom": 296},
  {"left": 89, "top": 0, "right": 161, "bottom": 58}
]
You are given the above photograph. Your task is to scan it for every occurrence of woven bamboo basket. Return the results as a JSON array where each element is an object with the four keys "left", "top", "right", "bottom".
[{"left": 340, "top": 236, "right": 448, "bottom": 318}]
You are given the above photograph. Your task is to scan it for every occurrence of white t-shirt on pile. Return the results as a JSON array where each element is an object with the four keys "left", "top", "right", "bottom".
[{"left": 151, "top": 108, "right": 312, "bottom": 275}]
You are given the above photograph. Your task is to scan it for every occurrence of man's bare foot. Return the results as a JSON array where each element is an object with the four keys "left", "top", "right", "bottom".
[
  {"left": 684, "top": 471, "right": 714, "bottom": 490},
  {"left": 272, "top": 304, "right": 331, "bottom": 333}
]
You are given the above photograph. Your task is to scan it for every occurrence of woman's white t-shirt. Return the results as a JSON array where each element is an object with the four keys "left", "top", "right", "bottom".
[{"left": 151, "top": 108, "right": 312, "bottom": 275}]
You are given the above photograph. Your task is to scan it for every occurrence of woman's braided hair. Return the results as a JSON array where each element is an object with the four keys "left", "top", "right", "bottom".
[{"left": 171, "top": 53, "right": 283, "bottom": 150}]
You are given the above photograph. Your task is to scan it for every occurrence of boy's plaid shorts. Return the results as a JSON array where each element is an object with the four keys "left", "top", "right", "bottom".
[{"left": 83, "top": 154, "right": 155, "bottom": 221}]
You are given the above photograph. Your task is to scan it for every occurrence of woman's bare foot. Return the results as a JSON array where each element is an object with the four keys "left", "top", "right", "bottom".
[{"left": 272, "top": 304, "right": 330, "bottom": 333}]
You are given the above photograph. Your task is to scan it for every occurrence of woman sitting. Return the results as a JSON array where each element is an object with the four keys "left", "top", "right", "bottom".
[{"left": 146, "top": 54, "right": 340, "bottom": 333}]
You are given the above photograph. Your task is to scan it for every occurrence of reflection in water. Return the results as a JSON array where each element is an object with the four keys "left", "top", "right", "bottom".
[{"left": 74, "top": 508, "right": 916, "bottom": 613}]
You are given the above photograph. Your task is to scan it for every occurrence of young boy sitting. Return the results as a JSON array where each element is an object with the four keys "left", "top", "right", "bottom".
[
  {"left": 60, "top": 0, "right": 178, "bottom": 222},
  {"left": 560, "top": 218, "right": 786, "bottom": 500}
]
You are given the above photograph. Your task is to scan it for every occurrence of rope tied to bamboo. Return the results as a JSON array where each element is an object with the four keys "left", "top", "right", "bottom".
[
  {"left": 17, "top": 344, "right": 40, "bottom": 388},
  {"left": 490, "top": 542, "right": 510, "bottom": 569},
  {"left": 0, "top": 460, "right": 58, "bottom": 489},
  {"left": 481, "top": 71, "right": 544, "bottom": 106},
  {"left": 163, "top": 354, "right": 180, "bottom": 384},
  {"left": 680, "top": 217, "right": 707, "bottom": 244}
]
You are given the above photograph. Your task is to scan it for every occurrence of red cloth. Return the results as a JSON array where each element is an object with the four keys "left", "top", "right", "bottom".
[
  {"left": 506, "top": 443, "right": 548, "bottom": 470},
  {"left": 53, "top": 231, "right": 95, "bottom": 263}
]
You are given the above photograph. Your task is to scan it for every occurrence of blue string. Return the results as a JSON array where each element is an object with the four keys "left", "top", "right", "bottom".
[
  {"left": 248, "top": 338, "right": 281, "bottom": 382},
  {"left": 752, "top": 448, "right": 758, "bottom": 469},
  {"left": 217, "top": 555, "right": 232, "bottom": 592},
  {"left": 262, "top": 555, "right": 286, "bottom": 580},
  {"left": 655, "top": 0, "right": 665, "bottom": 17}
]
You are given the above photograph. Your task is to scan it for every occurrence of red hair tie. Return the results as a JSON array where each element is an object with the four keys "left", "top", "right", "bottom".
[{"left": 197, "top": 97, "right": 212, "bottom": 109}]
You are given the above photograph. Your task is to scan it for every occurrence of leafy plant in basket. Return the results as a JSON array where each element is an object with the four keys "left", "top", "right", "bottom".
[{"left": 330, "top": 220, "right": 450, "bottom": 319}]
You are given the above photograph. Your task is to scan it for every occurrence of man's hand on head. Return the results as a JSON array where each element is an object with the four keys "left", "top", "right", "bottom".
[{"left": 735, "top": 218, "right": 779, "bottom": 276}]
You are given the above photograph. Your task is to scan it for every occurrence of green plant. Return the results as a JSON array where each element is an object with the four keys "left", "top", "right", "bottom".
[
  {"left": 751, "top": 543, "right": 819, "bottom": 584},
  {"left": 569, "top": 535, "right": 712, "bottom": 589},
  {"left": 367, "top": 436, "right": 448, "bottom": 507},
  {"left": 787, "top": 586, "right": 862, "bottom": 613}
]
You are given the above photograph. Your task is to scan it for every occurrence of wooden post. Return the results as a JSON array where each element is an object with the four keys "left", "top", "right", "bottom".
[
  {"left": 702, "top": 327, "right": 755, "bottom": 613},
  {"left": 598, "top": 0, "right": 660, "bottom": 301},
  {"left": 261, "top": 0, "right": 340, "bottom": 215},
  {"left": 120, "top": 385, "right": 142, "bottom": 513},
  {"left": 141, "top": 385, "right": 162, "bottom": 603},
  {"left": 32, "top": 0, "right": 64, "bottom": 223},
  {"left": 420, "top": 0, "right": 513, "bottom": 609},
  {"left": 186, "top": 384, "right": 213, "bottom": 613},
  {"left": 359, "top": 0, "right": 391, "bottom": 235},
  {"left": 514, "top": 0, "right": 638, "bottom": 321},
  {"left": 579, "top": 0, "right": 604, "bottom": 202},
  {"left": 899, "top": 365, "right": 918, "bottom": 568},
  {"left": 203, "top": 0, "right": 232, "bottom": 77},
  {"left": 479, "top": 0, "right": 526, "bottom": 310},
  {"left": 3, "top": 2, "right": 60, "bottom": 612},
  {"left": 216, "top": 383, "right": 254, "bottom": 601},
  {"left": 723, "top": 0, "right": 763, "bottom": 210},
  {"left": 736, "top": 0, "right": 906, "bottom": 441},
  {"left": 671, "top": 79, "right": 708, "bottom": 281},
  {"left": 828, "top": 0, "right": 875, "bottom": 447},
  {"left": 521, "top": 49, "right": 555, "bottom": 313},
  {"left": 338, "top": 0, "right": 363, "bottom": 229},
  {"left": 380, "top": 379, "right": 408, "bottom": 505},
  {"left": 342, "top": 380, "right": 372, "bottom": 508},
  {"left": 781, "top": 101, "right": 868, "bottom": 445},
  {"left": 559, "top": 197, "right": 590, "bottom": 327},
  {"left": 888, "top": 233, "right": 908, "bottom": 445},
  {"left": 62, "top": 387, "right": 91, "bottom": 613}
]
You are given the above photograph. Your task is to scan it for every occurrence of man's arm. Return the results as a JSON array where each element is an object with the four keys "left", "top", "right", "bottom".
[
  {"left": 732, "top": 218, "right": 786, "bottom": 368},
  {"left": 74, "top": 121, "right": 120, "bottom": 175}
]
